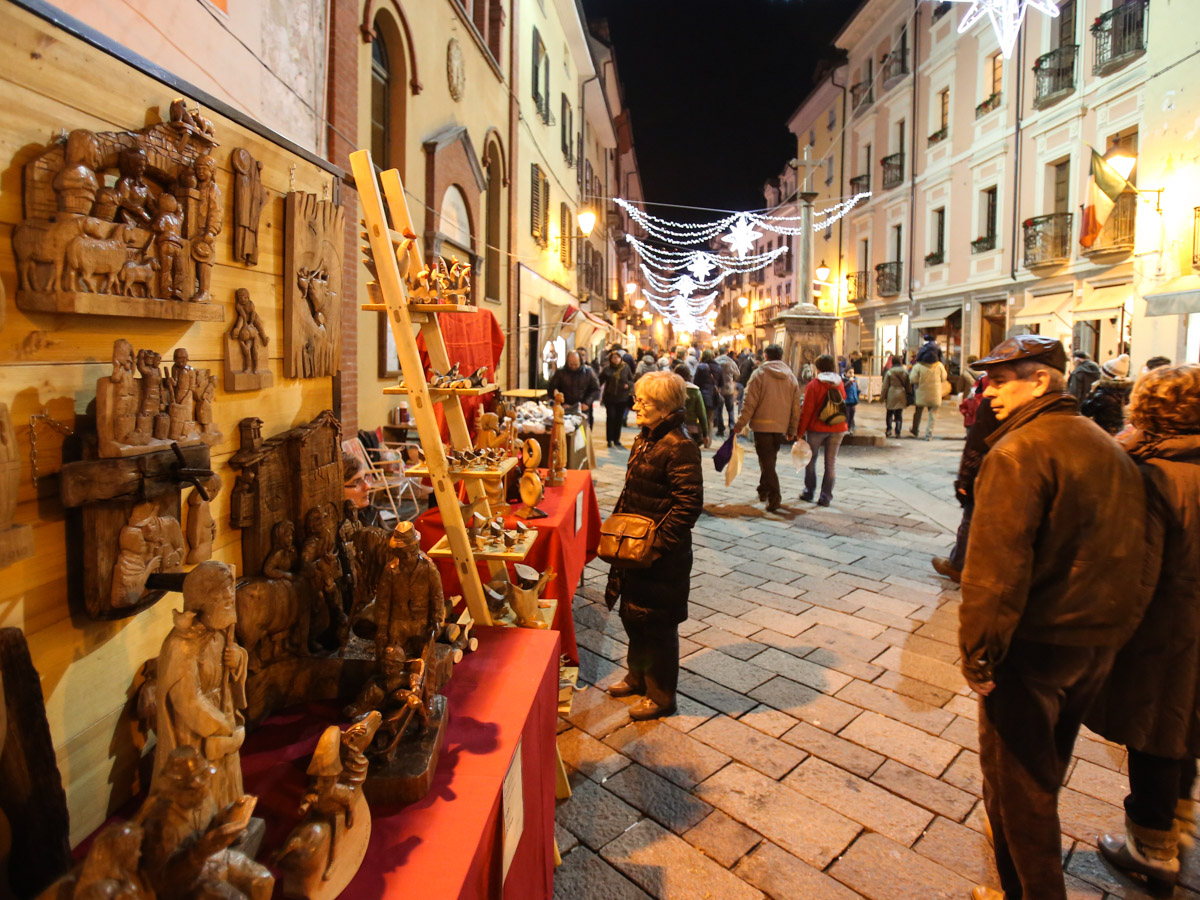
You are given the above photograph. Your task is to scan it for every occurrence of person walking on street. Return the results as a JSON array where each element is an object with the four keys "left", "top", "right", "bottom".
[
  {"left": 1066, "top": 350, "right": 1102, "bottom": 402},
  {"left": 673, "top": 364, "right": 710, "bottom": 448},
  {"left": 732, "top": 344, "right": 801, "bottom": 512},
  {"left": 1083, "top": 364, "right": 1200, "bottom": 898},
  {"left": 605, "top": 371, "right": 703, "bottom": 721},
  {"left": 545, "top": 351, "right": 600, "bottom": 427},
  {"left": 1081, "top": 353, "right": 1133, "bottom": 435},
  {"left": 700, "top": 350, "right": 726, "bottom": 434},
  {"left": 958, "top": 335, "right": 1148, "bottom": 900},
  {"left": 737, "top": 350, "right": 759, "bottom": 415},
  {"left": 600, "top": 350, "right": 634, "bottom": 449},
  {"left": 932, "top": 374, "right": 998, "bottom": 584},
  {"left": 842, "top": 370, "right": 860, "bottom": 434},
  {"left": 713, "top": 347, "right": 740, "bottom": 437},
  {"left": 693, "top": 350, "right": 717, "bottom": 428},
  {"left": 795, "top": 354, "right": 849, "bottom": 507},
  {"left": 882, "top": 355, "right": 910, "bottom": 438},
  {"left": 909, "top": 353, "right": 948, "bottom": 439},
  {"left": 634, "top": 353, "right": 657, "bottom": 381}
]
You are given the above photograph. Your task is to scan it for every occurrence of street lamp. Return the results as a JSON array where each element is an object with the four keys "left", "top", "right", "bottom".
[
  {"left": 633, "top": 297, "right": 646, "bottom": 309},
  {"left": 577, "top": 208, "right": 597, "bottom": 236},
  {"left": 737, "top": 296, "right": 749, "bottom": 308},
  {"left": 1107, "top": 154, "right": 1136, "bottom": 181},
  {"left": 815, "top": 259, "right": 831, "bottom": 282},
  {"left": 625, "top": 281, "right": 638, "bottom": 297}
]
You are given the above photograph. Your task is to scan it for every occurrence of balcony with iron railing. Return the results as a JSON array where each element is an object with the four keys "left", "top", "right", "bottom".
[
  {"left": 1033, "top": 45, "right": 1078, "bottom": 108},
  {"left": 847, "top": 271, "right": 870, "bottom": 303},
  {"left": 975, "top": 92, "right": 1001, "bottom": 119},
  {"left": 928, "top": 126, "right": 948, "bottom": 146},
  {"left": 1194, "top": 207, "right": 1200, "bottom": 268},
  {"left": 1083, "top": 192, "right": 1137, "bottom": 256},
  {"left": 725, "top": 271, "right": 743, "bottom": 289},
  {"left": 932, "top": 1, "right": 953, "bottom": 22},
  {"left": 875, "top": 261, "right": 902, "bottom": 296},
  {"left": 753, "top": 302, "right": 787, "bottom": 328},
  {"left": 773, "top": 255, "right": 793, "bottom": 277},
  {"left": 924, "top": 250, "right": 945, "bottom": 267},
  {"left": 748, "top": 267, "right": 766, "bottom": 285},
  {"left": 850, "top": 173, "right": 870, "bottom": 195},
  {"left": 882, "top": 51, "right": 909, "bottom": 89},
  {"left": 1023, "top": 213, "right": 1073, "bottom": 268},
  {"left": 881, "top": 152, "right": 905, "bottom": 190},
  {"left": 1092, "top": 0, "right": 1149, "bottom": 76},
  {"left": 851, "top": 80, "right": 874, "bottom": 115}
]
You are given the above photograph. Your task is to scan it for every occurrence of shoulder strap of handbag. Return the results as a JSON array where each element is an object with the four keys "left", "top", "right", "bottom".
[{"left": 609, "top": 438, "right": 669, "bottom": 528}]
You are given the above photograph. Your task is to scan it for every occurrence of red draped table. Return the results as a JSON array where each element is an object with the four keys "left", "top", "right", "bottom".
[
  {"left": 241, "top": 626, "right": 561, "bottom": 900},
  {"left": 415, "top": 469, "right": 601, "bottom": 665}
]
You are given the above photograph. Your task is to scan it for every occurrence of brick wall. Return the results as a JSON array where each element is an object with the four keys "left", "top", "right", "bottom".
[{"left": 327, "top": 0, "right": 359, "bottom": 434}]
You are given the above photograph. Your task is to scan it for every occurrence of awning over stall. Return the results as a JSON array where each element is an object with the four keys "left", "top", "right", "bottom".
[
  {"left": 1015, "top": 291, "right": 1073, "bottom": 324},
  {"left": 1144, "top": 275, "right": 1200, "bottom": 317},
  {"left": 1074, "top": 284, "right": 1132, "bottom": 318}
]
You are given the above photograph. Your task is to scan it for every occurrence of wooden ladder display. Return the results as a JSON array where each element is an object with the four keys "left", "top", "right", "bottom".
[{"left": 351, "top": 149, "right": 533, "bottom": 626}]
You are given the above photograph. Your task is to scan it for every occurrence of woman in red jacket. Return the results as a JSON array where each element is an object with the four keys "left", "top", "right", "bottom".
[{"left": 796, "top": 354, "right": 850, "bottom": 507}]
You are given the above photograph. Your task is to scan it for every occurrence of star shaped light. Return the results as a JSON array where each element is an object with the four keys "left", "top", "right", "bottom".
[
  {"left": 951, "top": 0, "right": 1059, "bottom": 58},
  {"left": 673, "top": 274, "right": 699, "bottom": 297},
  {"left": 686, "top": 252, "right": 716, "bottom": 281},
  {"left": 720, "top": 215, "right": 763, "bottom": 260}
]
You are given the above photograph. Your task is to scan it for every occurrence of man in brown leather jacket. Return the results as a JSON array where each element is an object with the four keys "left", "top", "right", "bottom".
[{"left": 959, "top": 335, "right": 1149, "bottom": 900}]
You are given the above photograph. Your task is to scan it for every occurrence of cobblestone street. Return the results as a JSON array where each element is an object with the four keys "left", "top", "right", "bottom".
[{"left": 554, "top": 401, "right": 1190, "bottom": 900}]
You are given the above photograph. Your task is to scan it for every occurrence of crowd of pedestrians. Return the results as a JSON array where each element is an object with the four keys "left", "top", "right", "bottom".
[{"left": 584, "top": 333, "right": 1198, "bottom": 900}]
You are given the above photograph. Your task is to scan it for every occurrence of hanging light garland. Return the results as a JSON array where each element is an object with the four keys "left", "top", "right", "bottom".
[
  {"left": 615, "top": 191, "right": 871, "bottom": 334},
  {"left": 949, "top": 0, "right": 1059, "bottom": 58}
]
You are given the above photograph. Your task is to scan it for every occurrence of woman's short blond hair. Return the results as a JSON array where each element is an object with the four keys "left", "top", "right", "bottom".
[
  {"left": 636, "top": 370, "right": 686, "bottom": 412},
  {"left": 1129, "top": 363, "right": 1200, "bottom": 435}
]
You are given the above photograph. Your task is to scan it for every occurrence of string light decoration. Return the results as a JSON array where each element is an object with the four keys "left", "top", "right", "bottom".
[
  {"left": 615, "top": 192, "right": 872, "bottom": 334},
  {"left": 949, "top": 0, "right": 1059, "bottom": 58}
]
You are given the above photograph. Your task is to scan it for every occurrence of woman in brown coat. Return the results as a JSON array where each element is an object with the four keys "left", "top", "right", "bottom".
[
  {"left": 881, "top": 356, "right": 910, "bottom": 438},
  {"left": 1085, "top": 363, "right": 1200, "bottom": 896}
]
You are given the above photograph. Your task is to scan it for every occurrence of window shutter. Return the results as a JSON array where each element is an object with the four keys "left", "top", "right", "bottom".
[
  {"left": 531, "top": 29, "right": 541, "bottom": 103},
  {"left": 560, "top": 202, "right": 572, "bottom": 267},
  {"left": 561, "top": 96, "right": 570, "bottom": 155},
  {"left": 530, "top": 163, "right": 542, "bottom": 242},
  {"left": 540, "top": 173, "right": 550, "bottom": 246}
]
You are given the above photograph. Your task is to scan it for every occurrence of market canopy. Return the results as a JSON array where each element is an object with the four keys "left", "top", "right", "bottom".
[
  {"left": 1074, "top": 284, "right": 1132, "bottom": 318},
  {"left": 1144, "top": 275, "right": 1200, "bottom": 317},
  {"left": 1014, "top": 291, "right": 1072, "bottom": 324}
]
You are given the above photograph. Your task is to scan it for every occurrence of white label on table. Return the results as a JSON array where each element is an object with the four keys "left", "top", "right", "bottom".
[
  {"left": 502, "top": 736, "right": 525, "bottom": 883},
  {"left": 574, "top": 490, "right": 583, "bottom": 535}
]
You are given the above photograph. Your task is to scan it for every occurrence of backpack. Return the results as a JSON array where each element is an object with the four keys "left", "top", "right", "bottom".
[{"left": 818, "top": 385, "right": 847, "bottom": 426}]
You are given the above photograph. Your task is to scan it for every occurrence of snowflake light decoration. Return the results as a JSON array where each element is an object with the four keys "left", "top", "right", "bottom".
[
  {"left": 720, "top": 215, "right": 763, "bottom": 259},
  {"left": 672, "top": 274, "right": 699, "bottom": 297},
  {"left": 686, "top": 253, "right": 716, "bottom": 282},
  {"left": 951, "top": 0, "right": 1059, "bottom": 58}
]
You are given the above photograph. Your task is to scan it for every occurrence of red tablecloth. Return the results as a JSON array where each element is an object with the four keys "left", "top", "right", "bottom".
[
  {"left": 417, "top": 308, "right": 505, "bottom": 443},
  {"left": 241, "top": 626, "right": 561, "bottom": 900},
  {"left": 415, "top": 469, "right": 600, "bottom": 665}
]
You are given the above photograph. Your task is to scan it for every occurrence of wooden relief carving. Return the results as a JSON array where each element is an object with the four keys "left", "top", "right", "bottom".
[
  {"left": 231, "top": 148, "right": 266, "bottom": 266},
  {"left": 283, "top": 192, "right": 344, "bottom": 378},
  {"left": 0, "top": 405, "right": 33, "bottom": 570},
  {"left": 224, "top": 289, "right": 273, "bottom": 391},
  {"left": 97, "top": 339, "right": 222, "bottom": 458},
  {"left": 13, "top": 100, "right": 226, "bottom": 322}
]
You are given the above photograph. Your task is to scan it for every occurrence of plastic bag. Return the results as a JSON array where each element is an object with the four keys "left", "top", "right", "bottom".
[
  {"left": 791, "top": 437, "right": 813, "bottom": 472},
  {"left": 725, "top": 438, "right": 744, "bottom": 486}
]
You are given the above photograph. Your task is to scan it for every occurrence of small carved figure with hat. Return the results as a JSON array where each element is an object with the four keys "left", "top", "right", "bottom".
[
  {"left": 344, "top": 646, "right": 432, "bottom": 763},
  {"left": 373, "top": 521, "right": 446, "bottom": 662}
]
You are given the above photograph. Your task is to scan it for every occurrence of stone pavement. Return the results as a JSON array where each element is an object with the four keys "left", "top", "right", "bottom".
[{"left": 553, "top": 400, "right": 1197, "bottom": 900}]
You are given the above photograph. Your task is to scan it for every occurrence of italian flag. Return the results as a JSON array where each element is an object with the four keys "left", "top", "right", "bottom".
[{"left": 1080, "top": 148, "right": 1132, "bottom": 248}]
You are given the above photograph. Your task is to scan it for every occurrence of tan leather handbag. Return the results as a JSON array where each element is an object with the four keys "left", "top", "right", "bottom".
[{"left": 598, "top": 512, "right": 663, "bottom": 569}]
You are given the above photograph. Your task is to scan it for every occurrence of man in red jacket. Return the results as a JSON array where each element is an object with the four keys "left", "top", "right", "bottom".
[{"left": 795, "top": 354, "right": 849, "bottom": 507}]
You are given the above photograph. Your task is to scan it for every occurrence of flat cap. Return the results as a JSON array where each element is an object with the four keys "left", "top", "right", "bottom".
[{"left": 975, "top": 335, "right": 1068, "bottom": 372}]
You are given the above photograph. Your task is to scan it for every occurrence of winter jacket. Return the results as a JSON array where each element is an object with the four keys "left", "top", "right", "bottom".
[
  {"left": 1086, "top": 431, "right": 1200, "bottom": 758},
  {"left": 882, "top": 365, "right": 910, "bottom": 411},
  {"left": 1067, "top": 359, "right": 1102, "bottom": 402},
  {"left": 715, "top": 355, "right": 740, "bottom": 397},
  {"left": 958, "top": 393, "right": 1149, "bottom": 683},
  {"left": 843, "top": 375, "right": 860, "bottom": 406},
  {"left": 693, "top": 360, "right": 716, "bottom": 408},
  {"left": 738, "top": 355, "right": 757, "bottom": 385},
  {"left": 600, "top": 363, "right": 634, "bottom": 405},
  {"left": 634, "top": 355, "right": 658, "bottom": 381},
  {"left": 955, "top": 395, "right": 999, "bottom": 504},
  {"left": 910, "top": 360, "right": 948, "bottom": 408},
  {"left": 916, "top": 339, "right": 943, "bottom": 364},
  {"left": 604, "top": 408, "right": 703, "bottom": 625},
  {"left": 732, "top": 361, "right": 802, "bottom": 437},
  {"left": 682, "top": 383, "right": 709, "bottom": 441},
  {"left": 1080, "top": 377, "right": 1132, "bottom": 435},
  {"left": 796, "top": 372, "right": 850, "bottom": 438},
  {"left": 545, "top": 365, "right": 600, "bottom": 407}
]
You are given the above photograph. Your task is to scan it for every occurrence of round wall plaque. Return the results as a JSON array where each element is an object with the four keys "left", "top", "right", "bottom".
[{"left": 447, "top": 38, "right": 465, "bottom": 102}]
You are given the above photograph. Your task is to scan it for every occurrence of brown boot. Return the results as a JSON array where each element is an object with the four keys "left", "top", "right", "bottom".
[
  {"left": 971, "top": 887, "right": 1004, "bottom": 900},
  {"left": 1176, "top": 797, "right": 1197, "bottom": 850},
  {"left": 1099, "top": 814, "right": 1179, "bottom": 897},
  {"left": 932, "top": 556, "right": 962, "bottom": 583}
]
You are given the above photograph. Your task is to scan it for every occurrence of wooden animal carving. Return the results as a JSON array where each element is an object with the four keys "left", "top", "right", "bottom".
[{"left": 508, "top": 564, "right": 554, "bottom": 629}]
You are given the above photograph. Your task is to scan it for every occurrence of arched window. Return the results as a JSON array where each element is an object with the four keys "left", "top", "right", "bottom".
[
  {"left": 439, "top": 186, "right": 472, "bottom": 252},
  {"left": 484, "top": 141, "right": 504, "bottom": 302},
  {"left": 371, "top": 13, "right": 408, "bottom": 174}
]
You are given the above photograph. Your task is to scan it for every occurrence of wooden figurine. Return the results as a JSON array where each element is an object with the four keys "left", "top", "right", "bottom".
[
  {"left": 276, "top": 714, "right": 380, "bottom": 900},
  {"left": 111, "top": 500, "right": 187, "bottom": 609},
  {"left": 70, "top": 821, "right": 153, "bottom": 899},
  {"left": 284, "top": 192, "right": 344, "bottom": 378},
  {"left": 231, "top": 148, "right": 266, "bottom": 266},
  {"left": 373, "top": 522, "right": 445, "bottom": 663},
  {"left": 149, "top": 561, "right": 249, "bottom": 814},
  {"left": 185, "top": 480, "right": 219, "bottom": 565},
  {"left": 0, "top": 405, "right": 33, "bottom": 570},
  {"left": 514, "top": 439, "right": 547, "bottom": 520},
  {"left": 547, "top": 390, "right": 567, "bottom": 487},
  {"left": 0, "top": 628, "right": 72, "bottom": 899},
  {"left": 225, "top": 289, "right": 273, "bottom": 391},
  {"left": 508, "top": 564, "right": 554, "bottom": 629},
  {"left": 12, "top": 103, "right": 224, "bottom": 322}
]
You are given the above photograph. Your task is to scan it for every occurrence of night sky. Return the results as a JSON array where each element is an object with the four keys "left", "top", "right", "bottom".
[{"left": 582, "top": 0, "right": 856, "bottom": 221}]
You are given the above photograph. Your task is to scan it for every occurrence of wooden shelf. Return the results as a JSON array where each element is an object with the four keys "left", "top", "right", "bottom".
[
  {"left": 426, "top": 526, "right": 537, "bottom": 561},
  {"left": 404, "top": 455, "right": 516, "bottom": 480},
  {"left": 361, "top": 302, "right": 475, "bottom": 313},
  {"left": 501, "top": 389, "right": 547, "bottom": 400},
  {"left": 18, "top": 291, "right": 225, "bottom": 322},
  {"left": 382, "top": 382, "right": 499, "bottom": 397}
]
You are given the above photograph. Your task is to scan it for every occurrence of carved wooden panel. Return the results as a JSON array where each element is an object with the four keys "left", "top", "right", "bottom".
[
  {"left": 224, "top": 288, "right": 273, "bottom": 391},
  {"left": 283, "top": 192, "right": 344, "bottom": 378},
  {"left": 231, "top": 148, "right": 266, "bottom": 266}
]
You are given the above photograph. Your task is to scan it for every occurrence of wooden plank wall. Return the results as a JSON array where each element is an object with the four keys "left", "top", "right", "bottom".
[{"left": 0, "top": 3, "right": 339, "bottom": 843}]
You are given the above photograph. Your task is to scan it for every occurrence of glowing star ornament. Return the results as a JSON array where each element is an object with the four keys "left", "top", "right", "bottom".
[
  {"left": 673, "top": 275, "right": 699, "bottom": 297},
  {"left": 686, "top": 253, "right": 716, "bottom": 281},
  {"left": 951, "top": 0, "right": 1059, "bottom": 58},
  {"left": 721, "top": 215, "right": 763, "bottom": 259}
]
